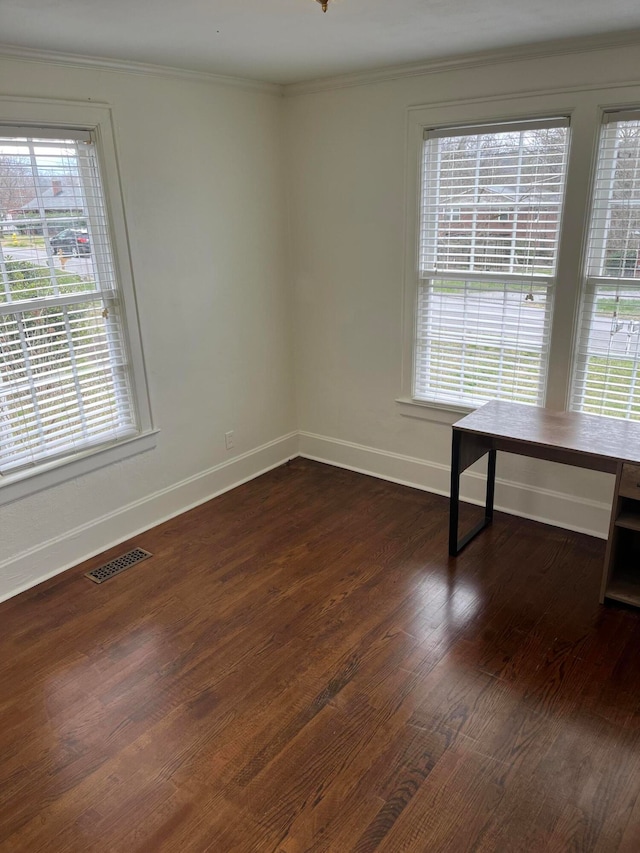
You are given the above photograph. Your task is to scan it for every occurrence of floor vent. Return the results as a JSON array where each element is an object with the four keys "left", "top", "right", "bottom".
[{"left": 85, "top": 548, "right": 152, "bottom": 584}]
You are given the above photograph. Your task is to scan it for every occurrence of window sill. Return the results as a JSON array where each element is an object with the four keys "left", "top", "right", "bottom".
[
  {"left": 395, "top": 397, "right": 474, "bottom": 425},
  {"left": 0, "top": 429, "right": 160, "bottom": 506}
]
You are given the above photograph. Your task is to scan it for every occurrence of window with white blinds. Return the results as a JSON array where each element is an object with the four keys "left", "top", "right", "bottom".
[
  {"left": 0, "top": 129, "right": 139, "bottom": 475},
  {"left": 572, "top": 112, "right": 640, "bottom": 419},
  {"left": 415, "top": 118, "right": 570, "bottom": 407}
]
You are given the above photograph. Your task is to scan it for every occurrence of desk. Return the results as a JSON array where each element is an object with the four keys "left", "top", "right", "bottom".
[{"left": 449, "top": 400, "right": 640, "bottom": 606}]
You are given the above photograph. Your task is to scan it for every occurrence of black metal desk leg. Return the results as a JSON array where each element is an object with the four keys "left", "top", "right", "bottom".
[
  {"left": 486, "top": 448, "right": 496, "bottom": 523},
  {"left": 449, "top": 436, "right": 497, "bottom": 556},
  {"left": 449, "top": 430, "right": 461, "bottom": 556}
]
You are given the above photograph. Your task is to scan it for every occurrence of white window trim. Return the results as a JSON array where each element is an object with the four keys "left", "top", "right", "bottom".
[
  {"left": 0, "top": 97, "right": 157, "bottom": 505},
  {"left": 416, "top": 116, "right": 569, "bottom": 408},
  {"left": 400, "top": 83, "right": 640, "bottom": 417},
  {"left": 0, "top": 429, "right": 160, "bottom": 506},
  {"left": 395, "top": 396, "right": 473, "bottom": 425}
]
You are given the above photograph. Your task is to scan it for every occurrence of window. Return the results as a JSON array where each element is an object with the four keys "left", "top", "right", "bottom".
[
  {"left": 572, "top": 111, "right": 640, "bottom": 419},
  {"left": 443, "top": 207, "right": 462, "bottom": 222},
  {"left": 414, "top": 117, "right": 570, "bottom": 407},
  {"left": 0, "top": 117, "right": 153, "bottom": 498}
]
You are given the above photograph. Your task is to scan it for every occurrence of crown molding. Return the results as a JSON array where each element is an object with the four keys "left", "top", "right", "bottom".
[
  {"left": 0, "top": 43, "right": 283, "bottom": 96},
  {"left": 284, "top": 29, "right": 640, "bottom": 97},
  {"left": 2, "top": 28, "right": 640, "bottom": 101}
]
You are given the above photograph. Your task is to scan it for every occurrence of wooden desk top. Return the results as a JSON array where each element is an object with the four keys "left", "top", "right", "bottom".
[{"left": 453, "top": 400, "right": 640, "bottom": 465}]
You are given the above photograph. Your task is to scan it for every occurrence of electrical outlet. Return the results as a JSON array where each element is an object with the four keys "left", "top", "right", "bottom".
[{"left": 225, "top": 431, "right": 234, "bottom": 450}]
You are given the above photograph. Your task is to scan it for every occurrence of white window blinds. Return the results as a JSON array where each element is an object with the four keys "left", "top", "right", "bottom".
[
  {"left": 572, "top": 112, "right": 640, "bottom": 419},
  {"left": 415, "top": 118, "right": 569, "bottom": 407},
  {"left": 0, "top": 131, "right": 138, "bottom": 474}
]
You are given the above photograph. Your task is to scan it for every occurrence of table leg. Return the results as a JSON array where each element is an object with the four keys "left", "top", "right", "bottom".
[
  {"left": 449, "top": 436, "right": 497, "bottom": 556},
  {"left": 449, "top": 430, "right": 462, "bottom": 556},
  {"left": 486, "top": 448, "right": 496, "bottom": 523}
]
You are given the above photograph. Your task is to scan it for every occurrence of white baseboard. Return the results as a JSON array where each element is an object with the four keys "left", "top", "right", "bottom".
[
  {"left": 2, "top": 428, "right": 613, "bottom": 603},
  {"left": 298, "top": 431, "right": 612, "bottom": 540},
  {"left": 0, "top": 431, "right": 299, "bottom": 603}
]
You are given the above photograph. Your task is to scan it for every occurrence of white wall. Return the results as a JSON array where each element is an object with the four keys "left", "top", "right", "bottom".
[
  {"left": 286, "top": 42, "right": 640, "bottom": 538},
  {"left": 5, "top": 39, "right": 640, "bottom": 602},
  {"left": 0, "top": 57, "right": 296, "bottom": 599}
]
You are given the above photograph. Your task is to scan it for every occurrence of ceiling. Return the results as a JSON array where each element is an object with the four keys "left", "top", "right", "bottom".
[{"left": 2, "top": 0, "right": 640, "bottom": 86}]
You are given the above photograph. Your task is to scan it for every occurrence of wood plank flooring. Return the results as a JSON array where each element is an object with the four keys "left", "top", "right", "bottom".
[{"left": 2, "top": 459, "right": 640, "bottom": 851}]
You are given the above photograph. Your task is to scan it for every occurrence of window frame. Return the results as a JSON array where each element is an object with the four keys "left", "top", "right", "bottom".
[
  {"left": 0, "top": 97, "right": 156, "bottom": 505},
  {"left": 571, "top": 110, "right": 640, "bottom": 419},
  {"left": 415, "top": 115, "right": 570, "bottom": 409},
  {"left": 399, "top": 85, "right": 640, "bottom": 423}
]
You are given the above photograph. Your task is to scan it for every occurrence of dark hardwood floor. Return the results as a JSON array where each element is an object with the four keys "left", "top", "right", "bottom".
[{"left": 2, "top": 459, "right": 640, "bottom": 852}]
